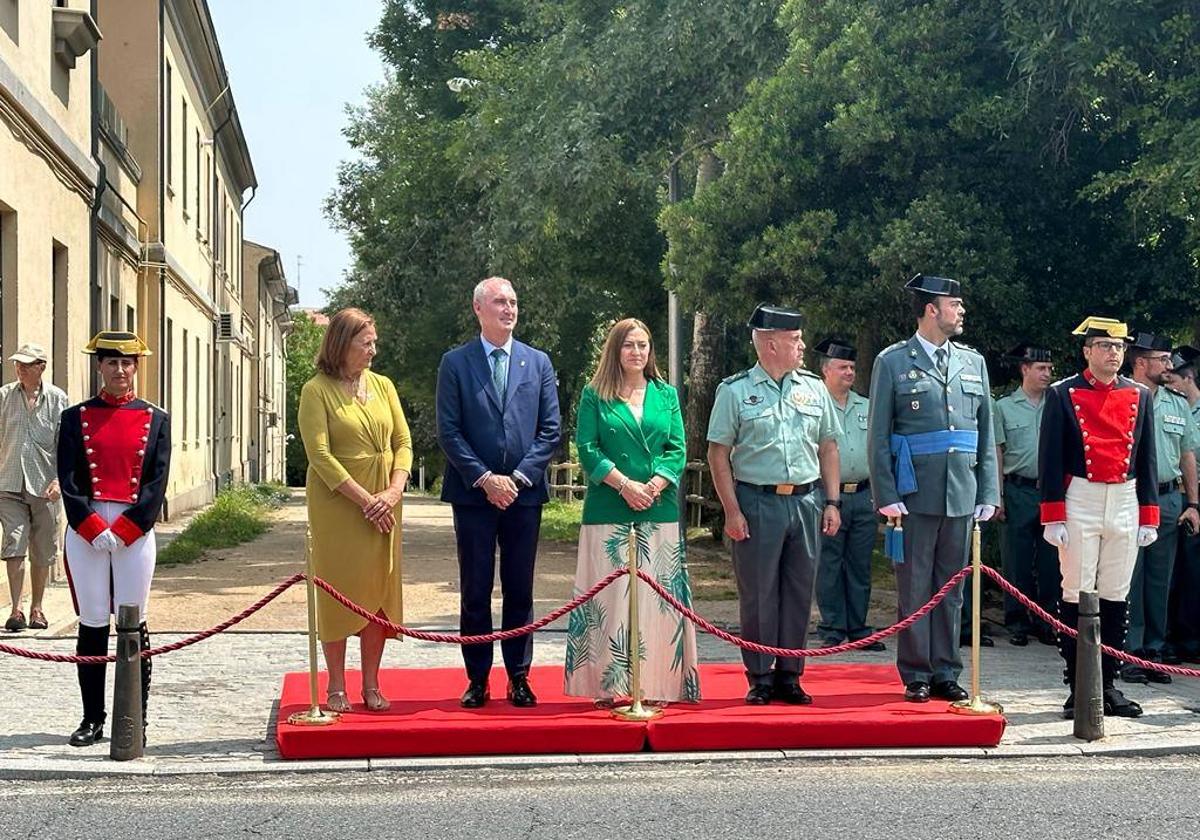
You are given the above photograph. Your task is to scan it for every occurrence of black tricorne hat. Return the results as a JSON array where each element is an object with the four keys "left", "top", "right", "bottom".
[
  {"left": 904, "top": 273, "right": 961, "bottom": 297},
  {"left": 747, "top": 304, "right": 803, "bottom": 331},
  {"left": 1005, "top": 343, "right": 1052, "bottom": 364},
  {"left": 1171, "top": 345, "right": 1200, "bottom": 371},
  {"left": 813, "top": 336, "right": 856, "bottom": 361},
  {"left": 1129, "top": 332, "right": 1172, "bottom": 352}
]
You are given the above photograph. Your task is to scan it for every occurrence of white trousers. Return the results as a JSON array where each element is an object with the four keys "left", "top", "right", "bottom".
[
  {"left": 65, "top": 501, "right": 156, "bottom": 628},
  {"left": 1060, "top": 479, "right": 1139, "bottom": 603}
]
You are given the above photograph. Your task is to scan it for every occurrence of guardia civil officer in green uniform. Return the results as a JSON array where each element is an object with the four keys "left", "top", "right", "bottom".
[
  {"left": 707, "top": 305, "right": 843, "bottom": 705},
  {"left": 1166, "top": 346, "right": 1200, "bottom": 662},
  {"left": 867, "top": 274, "right": 1000, "bottom": 703},
  {"left": 993, "top": 343, "right": 1061, "bottom": 646},
  {"left": 1122, "top": 332, "right": 1200, "bottom": 683},
  {"left": 813, "top": 337, "right": 885, "bottom": 650}
]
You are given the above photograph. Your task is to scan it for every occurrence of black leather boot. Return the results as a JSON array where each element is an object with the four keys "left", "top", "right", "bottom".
[
  {"left": 140, "top": 622, "right": 152, "bottom": 746},
  {"left": 69, "top": 623, "right": 110, "bottom": 746},
  {"left": 1058, "top": 600, "right": 1078, "bottom": 719},
  {"left": 1099, "top": 599, "right": 1142, "bottom": 718}
]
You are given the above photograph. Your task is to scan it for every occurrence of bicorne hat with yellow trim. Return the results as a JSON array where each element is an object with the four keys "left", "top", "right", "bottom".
[
  {"left": 82, "top": 331, "right": 152, "bottom": 358},
  {"left": 1071, "top": 317, "right": 1132, "bottom": 342}
]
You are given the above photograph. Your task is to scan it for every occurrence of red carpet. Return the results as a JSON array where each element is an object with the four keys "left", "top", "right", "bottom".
[{"left": 275, "top": 663, "right": 1005, "bottom": 760}]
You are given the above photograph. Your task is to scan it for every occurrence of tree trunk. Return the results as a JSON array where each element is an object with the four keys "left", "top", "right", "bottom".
[{"left": 684, "top": 150, "right": 726, "bottom": 460}]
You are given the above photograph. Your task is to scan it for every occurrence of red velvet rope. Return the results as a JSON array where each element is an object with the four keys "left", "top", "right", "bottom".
[{"left": 2, "top": 564, "right": 1198, "bottom": 679}]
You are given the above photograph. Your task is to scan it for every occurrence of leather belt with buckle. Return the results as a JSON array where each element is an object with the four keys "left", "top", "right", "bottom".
[
  {"left": 737, "top": 481, "right": 816, "bottom": 496},
  {"left": 1007, "top": 474, "right": 1038, "bottom": 489},
  {"left": 841, "top": 480, "right": 870, "bottom": 494},
  {"left": 1159, "top": 479, "right": 1183, "bottom": 495}
]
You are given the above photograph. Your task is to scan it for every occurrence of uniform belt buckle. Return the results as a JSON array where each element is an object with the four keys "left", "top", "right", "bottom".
[
  {"left": 841, "top": 482, "right": 859, "bottom": 494},
  {"left": 775, "top": 484, "right": 795, "bottom": 496}
]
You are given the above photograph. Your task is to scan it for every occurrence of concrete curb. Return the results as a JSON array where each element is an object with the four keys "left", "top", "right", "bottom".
[{"left": 6, "top": 739, "right": 1200, "bottom": 780}]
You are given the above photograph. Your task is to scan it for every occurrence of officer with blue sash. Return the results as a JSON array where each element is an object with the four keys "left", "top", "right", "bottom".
[{"left": 867, "top": 274, "right": 999, "bottom": 703}]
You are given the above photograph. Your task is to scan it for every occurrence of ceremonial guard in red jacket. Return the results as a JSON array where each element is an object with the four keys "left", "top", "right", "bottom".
[
  {"left": 57, "top": 332, "right": 171, "bottom": 747},
  {"left": 1039, "top": 317, "right": 1158, "bottom": 719}
]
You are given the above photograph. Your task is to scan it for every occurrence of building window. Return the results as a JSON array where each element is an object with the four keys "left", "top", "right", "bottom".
[
  {"left": 51, "top": 241, "right": 68, "bottom": 392},
  {"left": 109, "top": 293, "right": 120, "bottom": 330},
  {"left": 126, "top": 305, "right": 135, "bottom": 333},
  {"left": 182, "top": 101, "right": 189, "bottom": 217},
  {"left": 1, "top": 0, "right": 18, "bottom": 46},
  {"left": 195, "top": 335, "right": 201, "bottom": 445},
  {"left": 165, "top": 64, "right": 173, "bottom": 193},
  {"left": 165, "top": 318, "right": 174, "bottom": 415},
  {"left": 195, "top": 130, "right": 202, "bottom": 232},
  {"left": 182, "top": 328, "right": 190, "bottom": 442},
  {"left": 0, "top": 204, "right": 12, "bottom": 369}
]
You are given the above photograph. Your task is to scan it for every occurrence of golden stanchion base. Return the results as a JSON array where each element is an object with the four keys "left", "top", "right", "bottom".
[
  {"left": 287, "top": 706, "right": 341, "bottom": 726},
  {"left": 611, "top": 701, "right": 663, "bottom": 721},
  {"left": 948, "top": 696, "right": 1004, "bottom": 716}
]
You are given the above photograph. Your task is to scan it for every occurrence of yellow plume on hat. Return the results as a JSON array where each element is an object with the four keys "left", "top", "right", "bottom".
[
  {"left": 82, "top": 331, "right": 152, "bottom": 356},
  {"left": 1071, "top": 317, "right": 1130, "bottom": 340}
]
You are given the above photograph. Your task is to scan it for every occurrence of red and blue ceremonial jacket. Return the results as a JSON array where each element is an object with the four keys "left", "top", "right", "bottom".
[
  {"left": 1038, "top": 370, "right": 1159, "bottom": 527},
  {"left": 56, "top": 391, "right": 172, "bottom": 546}
]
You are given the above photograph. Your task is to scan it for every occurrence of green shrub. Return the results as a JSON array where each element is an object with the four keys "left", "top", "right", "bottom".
[
  {"left": 540, "top": 499, "right": 582, "bottom": 542},
  {"left": 158, "top": 484, "right": 284, "bottom": 566}
]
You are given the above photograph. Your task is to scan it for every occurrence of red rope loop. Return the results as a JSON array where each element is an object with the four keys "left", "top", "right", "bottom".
[{"left": 978, "top": 565, "right": 1200, "bottom": 679}]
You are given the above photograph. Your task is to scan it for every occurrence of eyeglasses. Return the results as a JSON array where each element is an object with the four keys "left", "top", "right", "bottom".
[
  {"left": 1088, "top": 340, "right": 1126, "bottom": 353},
  {"left": 1145, "top": 354, "right": 1172, "bottom": 364}
]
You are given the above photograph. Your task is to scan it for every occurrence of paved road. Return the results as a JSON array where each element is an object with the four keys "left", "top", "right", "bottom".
[{"left": 2, "top": 756, "right": 1198, "bottom": 839}]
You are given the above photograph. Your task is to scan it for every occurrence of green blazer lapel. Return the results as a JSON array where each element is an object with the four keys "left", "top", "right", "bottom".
[{"left": 611, "top": 393, "right": 649, "bottom": 452}]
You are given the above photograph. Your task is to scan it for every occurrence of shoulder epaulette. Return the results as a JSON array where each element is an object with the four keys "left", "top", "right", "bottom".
[
  {"left": 721, "top": 370, "right": 750, "bottom": 385},
  {"left": 798, "top": 368, "right": 820, "bottom": 379},
  {"left": 951, "top": 340, "right": 979, "bottom": 354},
  {"left": 1165, "top": 386, "right": 1186, "bottom": 399},
  {"left": 879, "top": 340, "right": 907, "bottom": 356}
]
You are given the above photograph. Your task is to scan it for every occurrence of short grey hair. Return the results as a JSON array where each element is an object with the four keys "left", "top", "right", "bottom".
[{"left": 473, "top": 276, "right": 514, "bottom": 305}]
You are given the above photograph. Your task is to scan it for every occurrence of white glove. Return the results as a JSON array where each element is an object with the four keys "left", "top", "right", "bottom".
[
  {"left": 1042, "top": 523, "right": 1069, "bottom": 547},
  {"left": 974, "top": 504, "right": 996, "bottom": 522},
  {"left": 879, "top": 502, "right": 909, "bottom": 518},
  {"left": 1137, "top": 526, "right": 1158, "bottom": 548},
  {"left": 91, "top": 529, "right": 122, "bottom": 554}
]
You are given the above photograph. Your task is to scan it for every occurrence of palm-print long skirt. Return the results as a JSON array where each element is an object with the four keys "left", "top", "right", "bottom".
[{"left": 564, "top": 521, "right": 700, "bottom": 702}]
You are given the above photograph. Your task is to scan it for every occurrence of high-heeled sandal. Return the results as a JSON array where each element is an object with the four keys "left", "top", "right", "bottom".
[
  {"left": 325, "top": 690, "right": 352, "bottom": 713},
  {"left": 362, "top": 687, "right": 391, "bottom": 712}
]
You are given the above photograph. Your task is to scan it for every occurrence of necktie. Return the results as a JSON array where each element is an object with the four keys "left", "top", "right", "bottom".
[
  {"left": 490, "top": 348, "right": 508, "bottom": 405},
  {"left": 935, "top": 347, "right": 948, "bottom": 379}
]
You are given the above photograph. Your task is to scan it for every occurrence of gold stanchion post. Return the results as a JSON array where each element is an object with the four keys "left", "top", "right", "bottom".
[
  {"left": 612, "top": 523, "right": 662, "bottom": 721},
  {"left": 951, "top": 522, "right": 1003, "bottom": 715},
  {"left": 288, "top": 529, "right": 340, "bottom": 726}
]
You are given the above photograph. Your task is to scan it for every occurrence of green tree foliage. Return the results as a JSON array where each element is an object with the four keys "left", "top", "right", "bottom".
[
  {"left": 660, "top": 0, "right": 1200, "bottom": 384},
  {"left": 284, "top": 312, "right": 325, "bottom": 486}
]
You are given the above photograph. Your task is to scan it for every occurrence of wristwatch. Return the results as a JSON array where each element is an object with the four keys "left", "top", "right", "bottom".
[
  {"left": 1187, "top": 502, "right": 1199, "bottom": 511},
  {"left": 824, "top": 498, "right": 842, "bottom": 509}
]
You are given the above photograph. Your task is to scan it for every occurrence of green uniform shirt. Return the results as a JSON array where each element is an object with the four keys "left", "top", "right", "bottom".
[
  {"left": 993, "top": 387, "right": 1045, "bottom": 480},
  {"left": 827, "top": 387, "right": 870, "bottom": 483},
  {"left": 707, "top": 363, "right": 841, "bottom": 485},
  {"left": 1192, "top": 401, "right": 1200, "bottom": 459},
  {"left": 1153, "top": 386, "right": 1200, "bottom": 484}
]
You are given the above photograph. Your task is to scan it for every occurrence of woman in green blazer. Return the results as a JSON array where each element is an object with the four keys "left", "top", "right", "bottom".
[{"left": 564, "top": 318, "right": 699, "bottom": 704}]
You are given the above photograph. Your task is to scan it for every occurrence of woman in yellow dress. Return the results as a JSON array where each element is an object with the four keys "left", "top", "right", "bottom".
[{"left": 299, "top": 308, "right": 412, "bottom": 713}]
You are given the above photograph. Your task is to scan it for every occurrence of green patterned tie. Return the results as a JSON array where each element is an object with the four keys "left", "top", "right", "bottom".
[
  {"left": 490, "top": 348, "right": 508, "bottom": 405},
  {"left": 935, "top": 347, "right": 948, "bottom": 379}
]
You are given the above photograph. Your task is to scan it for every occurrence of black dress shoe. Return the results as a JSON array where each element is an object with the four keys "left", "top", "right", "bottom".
[
  {"left": 931, "top": 680, "right": 969, "bottom": 702},
  {"left": 1103, "top": 687, "right": 1143, "bottom": 718},
  {"left": 460, "top": 681, "right": 490, "bottom": 708},
  {"left": 1035, "top": 627, "right": 1058, "bottom": 646},
  {"left": 960, "top": 633, "right": 995, "bottom": 648},
  {"left": 1161, "top": 647, "right": 1182, "bottom": 666},
  {"left": 1145, "top": 667, "right": 1173, "bottom": 685},
  {"left": 1121, "top": 664, "right": 1150, "bottom": 684},
  {"left": 745, "top": 685, "right": 772, "bottom": 705},
  {"left": 68, "top": 719, "right": 104, "bottom": 747},
  {"left": 904, "top": 681, "right": 931, "bottom": 703},
  {"left": 1009, "top": 630, "right": 1029, "bottom": 647},
  {"left": 506, "top": 676, "right": 538, "bottom": 708},
  {"left": 772, "top": 682, "right": 813, "bottom": 705}
]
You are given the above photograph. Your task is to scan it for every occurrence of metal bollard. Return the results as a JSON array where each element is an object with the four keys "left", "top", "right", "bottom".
[
  {"left": 110, "top": 604, "right": 144, "bottom": 760},
  {"left": 1074, "top": 591, "right": 1104, "bottom": 741}
]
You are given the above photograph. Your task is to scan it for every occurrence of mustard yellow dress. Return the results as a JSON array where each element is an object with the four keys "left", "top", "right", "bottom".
[{"left": 299, "top": 371, "right": 413, "bottom": 642}]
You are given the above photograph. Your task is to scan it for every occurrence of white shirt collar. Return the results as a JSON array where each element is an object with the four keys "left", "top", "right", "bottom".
[
  {"left": 914, "top": 331, "right": 949, "bottom": 363},
  {"left": 480, "top": 334, "right": 514, "bottom": 358}
]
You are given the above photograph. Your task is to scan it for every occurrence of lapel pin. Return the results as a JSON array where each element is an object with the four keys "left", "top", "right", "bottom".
[{"left": 911, "top": 400, "right": 920, "bottom": 410}]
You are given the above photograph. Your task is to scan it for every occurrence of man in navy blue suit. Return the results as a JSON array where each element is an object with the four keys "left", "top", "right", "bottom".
[{"left": 436, "top": 277, "right": 561, "bottom": 708}]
